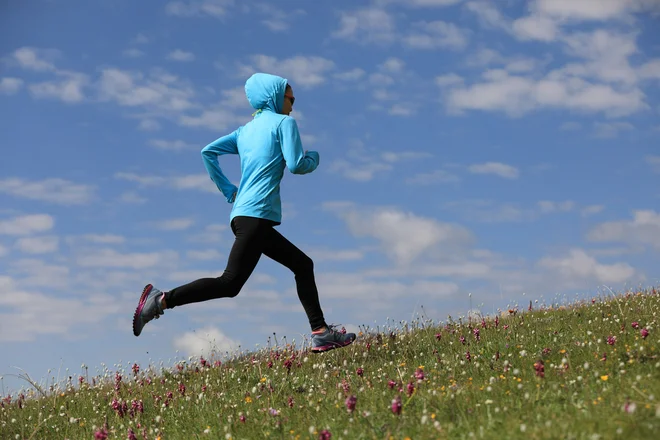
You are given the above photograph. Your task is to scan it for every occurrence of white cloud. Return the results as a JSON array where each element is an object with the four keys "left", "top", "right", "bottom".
[
  {"left": 0, "top": 214, "right": 54, "bottom": 236},
  {"left": 436, "top": 73, "right": 464, "bottom": 88},
  {"left": 329, "top": 142, "right": 431, "bottom": 181},
  {"left": 308, "top": 248, "right": 365, "bottom": 262},
  {"left": 0, "top": 178, "right": 96, "bottom": 205},
  {"left": 587, "top": 210, "right": 660, "bottom": 250},
  {"left": 115, "top": 172, "right": 218, "bottom": 193},
  {"left": 29, "top": 71, "right": 89, "bottom": 103},
  {"left": 465, "top": 1, "right": 510, "bottom": 31},
  {"left": 178, "top": 107, "right": 249, "bottom": 130},
  {"left": 0, "top": 77, "right": 24, "bottom": 94},
  {"left": 153, "top": 218, "right": 195, "bottom": 231},
  {"left": 593, "top": 121, "right": 634, "bottom": 138},
  {"left": 445, "top": 69, "right": 647, "bottom": 118},
  {"left": 165, "top": 0, "right": 233, "bottom": 18},
  {"left": 376, "top": 0, "right": 461, "bottom": 6},
  {"left": 645, "top": 156, "right": 660, "bottom": 173},
  {"left": 253, "top": 4, "right": 306, "bottom": 32},
  {"left": 9, "top": 259, "right": 70, "bottom": 289},
  {"left": 406, "top": 169, "right": 460, "bottom": 185},
  {"left": 148, "top": 139, "right": 199, "bottom": 151},
  {"left": 240, "top": 55, "right": 335, "bottom": 88},
  {"left": 0, "top": 278, "right": 122, "bottom": 342},
  {"left": 537, "top": 200, "right": 575, "bottom": 213},
  {"left": 581, "top": 205, "right": 605, "bottom": 217},
  {"left": 468, "top": 162, "right": 519, "bottom": 179},
  {"left": 172, "top": 326, "right": 240, "bottom": 357},
  {"left": 537, "top": 248, "right": 638, "bottom": 285},
  {"left": 76, "top": 248, "right": 179, "bottom": 269},
  {"left": 325, "top": 203, "right": 474, "bottom": 266},
  {"left": 15, "top": 235, "right": 59, "bottom": 254},
  {"left": 332, "top": 7, "right": 397, "bottom": 44},
  {"left": 167, "top": 49, "right": 195, "bottom": 62},
  {"left": 118, "top": 191, "right": 148, "bottom": 204},
  {"left": 529, "top": 0, "right": 660, "bottom": 22},
  {"left": 97, "top": 67, "right": 197, "bottom": 112},
  {"left": 123, "top": 48, "right": 144, "bottom": 58},
  {"left": 444, "top": 199, "right": 531, "bottom": 222},
  {"left": 66, "top": 234, "right": 126, "bottom": 245},
  {"left": 333, "top": 8, "right": 469, "bottom": 52},
  {"left": 186, "top": 249, "right": 222, "bottom": 260},
  {"left": 334, "top": 68, "right": 367, "bottom": 81},
  {"left": 403, "top": 20, "right": 470, "bottom": 50},
  {"left": 12, "top": 47, "right": 57, "bottom": 71},
  {"left": 138, "top": 119, "right": 161, "bottom": 131}
]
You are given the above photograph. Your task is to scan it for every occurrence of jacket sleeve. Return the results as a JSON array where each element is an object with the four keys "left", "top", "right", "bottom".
[
  {"left": 278, "top": 116, "right": 319, "bottom": 175},
  {"left": 201, "top": 129, "right": 240, "bottom": 203}
]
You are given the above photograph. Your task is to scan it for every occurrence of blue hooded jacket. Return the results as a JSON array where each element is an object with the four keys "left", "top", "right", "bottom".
[{"left": 200, "top": 73, "right": 319, "bottom": 225}]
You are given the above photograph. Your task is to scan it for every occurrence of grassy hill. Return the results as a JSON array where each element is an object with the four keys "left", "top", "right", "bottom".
[{"left": 1, "top": 288, "right": 658, "bottom": 440}]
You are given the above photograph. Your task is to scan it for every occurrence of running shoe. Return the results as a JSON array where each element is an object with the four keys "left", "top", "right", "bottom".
[
  {"left": 311, "top": 324, "right": 356, "bottom": 353},
  {"left": 132, "top": 284, "right": 165, "bottom": 337}
]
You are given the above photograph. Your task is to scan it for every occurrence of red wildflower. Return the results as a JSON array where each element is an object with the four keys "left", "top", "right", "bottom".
[
  {"left": 391, "top": 395, "right": 402, "bottom": 415},
  {"left": 345, "top": 395, "right": 357, "bottom": 413}
]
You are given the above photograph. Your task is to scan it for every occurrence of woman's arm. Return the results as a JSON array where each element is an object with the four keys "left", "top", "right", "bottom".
[{"left": 201, "top": 128, "right": 240, "bottom": 203}]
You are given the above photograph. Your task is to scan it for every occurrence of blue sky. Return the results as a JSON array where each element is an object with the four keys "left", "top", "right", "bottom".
[{"left": 1, "top": 0, "right": 659, "bottom": 394}]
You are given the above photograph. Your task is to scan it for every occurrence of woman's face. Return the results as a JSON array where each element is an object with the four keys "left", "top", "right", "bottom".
[{"left": 282, "top": 86, "right": 295, "bottom": 115}]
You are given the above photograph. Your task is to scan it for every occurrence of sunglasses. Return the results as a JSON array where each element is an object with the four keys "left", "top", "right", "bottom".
[{"left": 284, "top": 93, "right": 295, "bottom": 105}]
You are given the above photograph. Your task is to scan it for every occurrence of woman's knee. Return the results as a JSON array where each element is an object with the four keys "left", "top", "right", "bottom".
[
  {"left": 218, "top": 271, "right": 246, "bottom": 298},
  {"left": 295, "top": 254, "right": 314, "bottom": 274}
]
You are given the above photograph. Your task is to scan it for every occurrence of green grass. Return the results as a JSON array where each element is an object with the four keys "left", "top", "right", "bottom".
[{"left": 1, "top": 288, "right": 659, "bottom": 440}]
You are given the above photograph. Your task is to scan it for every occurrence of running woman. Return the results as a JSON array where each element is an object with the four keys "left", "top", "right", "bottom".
[{"left": 132, "top": 72, "right": 356, "bottom": 353}]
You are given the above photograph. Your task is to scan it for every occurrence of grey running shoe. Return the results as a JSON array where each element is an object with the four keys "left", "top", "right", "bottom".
[
  {"left": 311, "top": 324, "right": 356, "bottom": 353},
  {"left": 133, "top": 284, "right": 165, "bottom": 337}
]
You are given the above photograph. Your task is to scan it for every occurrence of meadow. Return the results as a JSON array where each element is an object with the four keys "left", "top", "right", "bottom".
[{"left": 1, "top": 288, "right": 658, "bottom": 440}]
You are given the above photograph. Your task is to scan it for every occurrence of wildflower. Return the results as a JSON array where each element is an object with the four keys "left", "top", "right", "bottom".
[
  {"left": 607, "top": 336, "right": 616, "bottom": 346},
  {"left": 127, "top": 428, "right": 138, "bottom": 440},
  {"left": 622, "top": 400, "right": 637, "bottom": 414},
  {"left": 435, "top": 333, "right": 442, "bottom": 341},
  {"left": 460, "top": 335, "right": 466, "bottom": 345},
  {"left": 132, "top": 363, "right": 140, "bottom": 375},
  {"left": 641, "top": 328, "right": 649, "bottom": 339},
  {"left": 601, "top": 375, "right": 609, "bottom": 381},
  {"left": 239, "top": 415, "right": 246, "bottom": 423},
  {"left": 534, "top": 360, "right": 545, "bottom": 378},
  {"left": 319, "top": 429, "right": 332, "bottom": 440},
  {"left": 288, "top": 396, "right": 294, "bottom": 408},
  {"left": 466, "top": 351, "right": 471, "bottom": 362},
  {"left": 473, "top": 328, "right": 480, "bottom": 342},
  {"left": 391, "top": 395, "right": 402, "bottom": 415},
  {"left": 179, "top": 382, "right": 186, "bottom": 395},
  {"left": 415, "top": 367, "right": 425, "bottom": 381},
  {"left": 356, "top": 367, "right": 364, "bottom": 377},
  {"left": 388, "top": 380, "right": 397, "bottom": 389},
  {"left": 94, "top": 429, "right": 108, "bottom": 440},
  {"left": 345, "top": 395, "right": 357, "bottom": 413},
  {"left": 406, "top": 381, "right": 415, "bottom": 397}
]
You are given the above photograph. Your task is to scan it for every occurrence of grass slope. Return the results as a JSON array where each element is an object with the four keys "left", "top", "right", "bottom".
[{"left": 1, "top": 289, "right": 659, "bottom": 440}]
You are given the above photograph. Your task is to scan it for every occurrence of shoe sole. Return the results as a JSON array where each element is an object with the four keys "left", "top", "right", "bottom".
[
  {"left": 132, "top": 284, "right": 153, "bottom": 337},
  {"left": 311, "top": 336, "right": 356, "bottom": 353}
]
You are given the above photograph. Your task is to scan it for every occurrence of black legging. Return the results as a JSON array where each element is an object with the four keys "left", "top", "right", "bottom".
[{"left": 164, "top": 216, "right": 327, "bottom": 331}]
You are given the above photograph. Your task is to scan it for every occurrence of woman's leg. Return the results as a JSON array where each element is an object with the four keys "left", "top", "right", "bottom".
[
  {"left": 163, "top": 216, "right": 271, "bottom": 308},
  {"left": 261, "top": 227, "right": 327, "bottom": 332}
]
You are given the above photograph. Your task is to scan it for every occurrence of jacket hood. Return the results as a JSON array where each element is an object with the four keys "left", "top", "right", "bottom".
[{"left": 244, "top": 72, "right": 288, "bottom": 114}]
